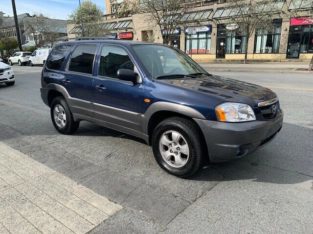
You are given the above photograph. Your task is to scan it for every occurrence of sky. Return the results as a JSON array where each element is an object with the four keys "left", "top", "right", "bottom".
[{"left": 0, "top": 0, "right": 106, "bottom": 20}]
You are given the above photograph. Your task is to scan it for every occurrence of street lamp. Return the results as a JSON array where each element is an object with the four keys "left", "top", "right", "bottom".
[{"left": 11, "top": 0, "right": 23, "bottom": 51}]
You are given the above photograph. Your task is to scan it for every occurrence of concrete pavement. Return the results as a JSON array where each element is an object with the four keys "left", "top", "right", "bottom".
[{"left": 0, "top": 142, "right": 121, "bottom": 234}]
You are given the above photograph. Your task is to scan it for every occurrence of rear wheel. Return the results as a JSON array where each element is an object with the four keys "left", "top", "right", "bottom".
[
  {"left": 152, "top": 117, "right": 204, "bottom": 178},
  {"left": 50, "top": 97, "right": 79, "bottom": 134}
]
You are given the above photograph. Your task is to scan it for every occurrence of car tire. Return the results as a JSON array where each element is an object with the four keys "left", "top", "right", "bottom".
[
  {"left": 18, "top": 60, "right": 22, "bottom": 66},
  {"left": 9, "top": 60, "right": 13, "bottom": 66},
  {"left": 152, "top": 117, "right": 204, "bottom": 178},
  {"left": 50, "top": 97, "right": 79, "bottom": 134},
  {"left": 6, "top": 81, "right": 15, "bottom": 86},
  {"left": 29, "top": 61, "right": 33, "bottom": 66}
]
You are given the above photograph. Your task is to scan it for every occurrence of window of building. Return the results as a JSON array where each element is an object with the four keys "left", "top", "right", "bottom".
[
  {"left": 254, "top": 22, "right": 282, "bottom": 54},
  {"left": 186, "top": 32, "right": 211, "bottom": 54},
  {"left": 46, "top": 44, "right": 73, "bottom": 70},
  {"left": 68, "top": 44, "right": 97, "bottom": 74},
  {"left": 300, "top": 26, "right": 313, "bottom": 53},
  {"left": 98, "top": 45, "right": 134, "bottom": 78},
  {"left": 226, "top": 30, "right": 247, "bottom": 54}
]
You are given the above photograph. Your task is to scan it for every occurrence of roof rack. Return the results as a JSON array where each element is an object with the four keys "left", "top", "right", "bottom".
[{"left": 77, "top": 35, "right": 118, "bottom": 41}]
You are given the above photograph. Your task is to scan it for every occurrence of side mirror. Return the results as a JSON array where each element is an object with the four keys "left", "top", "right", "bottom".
[{"left": 117, "top": 69, "right": 138, "bottom": 84}]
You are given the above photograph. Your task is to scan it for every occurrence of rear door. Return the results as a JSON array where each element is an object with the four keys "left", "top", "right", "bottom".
[
  {"left": 92, "top": 44, "right": 145, "bottom": 133},
  {"left": 64, "top": 43, "right": 98, "bottom": 117}
]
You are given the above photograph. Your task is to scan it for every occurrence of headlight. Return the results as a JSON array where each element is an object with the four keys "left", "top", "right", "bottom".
[{"left": 215, "top": 102, "right": 256, "bottom": 122}]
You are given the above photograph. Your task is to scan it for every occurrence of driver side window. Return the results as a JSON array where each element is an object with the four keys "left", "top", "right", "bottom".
[{"left": 98, "top": 45, "right": 134, "bottom": 79}]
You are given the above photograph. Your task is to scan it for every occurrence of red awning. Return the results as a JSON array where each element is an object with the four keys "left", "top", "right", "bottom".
[{"left": 290, "top": 17, "right": 313, "bottom": 26}]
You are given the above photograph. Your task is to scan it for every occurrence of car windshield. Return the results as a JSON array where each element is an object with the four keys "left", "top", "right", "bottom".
[{"left": 132, "top": 44, "right": 208, "bottom": 79}]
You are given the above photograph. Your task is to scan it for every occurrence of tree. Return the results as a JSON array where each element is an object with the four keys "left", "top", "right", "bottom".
[
  {"left": 24, "top": 14, "right": 64, "bottom": 47},
  {"left": 0, "top": 38, "right": 18, "bottom": 55},
  {"left": 215, "top": 0, "right": 290, "bottom": 63},
  {"left": 139, "top": 0, "right": 184, "bottom": 44},
  {"left": 114, "top": 0, "right": 139, "bottom": 18},
  {"left": 70, "top": 0, "right": 103, "bottom": 37}
]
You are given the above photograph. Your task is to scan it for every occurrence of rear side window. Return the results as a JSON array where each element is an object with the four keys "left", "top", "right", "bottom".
[
  {"left": 98, "top": 45, "right": 134, "bottom": 78},
  {"left": 69, "top": 44, "right": 97, "bottom": 75},
  {"left": 46, "top": 44, "right": 72, "bottom": 70}
]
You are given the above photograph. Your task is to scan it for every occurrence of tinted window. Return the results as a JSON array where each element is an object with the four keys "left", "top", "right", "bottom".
[
  {"left": 98, "top": 45, "right": 134, "bottom": 78},
  {"left": 46, "top": 44, "right": 72, "bottom": 70},
  {"left": 69, "top": 44, "right": 97, "bottom": 74}
]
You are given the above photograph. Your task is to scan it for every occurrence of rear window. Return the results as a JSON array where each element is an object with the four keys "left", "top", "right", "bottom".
[
  {"left": 46, "top": 44, "right": 73, "bottom": 70},
  {"left": 68, "top": 44, "right": 97, "bottom": 75}
]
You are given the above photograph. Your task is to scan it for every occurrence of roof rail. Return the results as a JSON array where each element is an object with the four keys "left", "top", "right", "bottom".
[{"left": 77, "top": 35, "right": 118, "bottom": 41}]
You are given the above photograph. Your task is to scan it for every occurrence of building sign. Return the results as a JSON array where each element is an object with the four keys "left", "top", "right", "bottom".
[
  {"left": 118, "top": 32, "right": 133, "bottom": 40},
  {"left": 162, "top": 28, "right": 181, "bottom": 36},
  {"left": 290, "top": 17, "right": 313, "bottom": 26},
  {"left": 185, "top": 25, "right": 212, "bottom": 35},
  {"left": 226, "top": 23, "right": 239, "bottom": 31}
]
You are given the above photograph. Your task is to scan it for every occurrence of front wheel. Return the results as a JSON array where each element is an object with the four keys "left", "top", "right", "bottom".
[
  {"left": 9, "top": 60, "right": 13, "bottom": 66},
  {"left": 50, "top": 97, "right": 79, "bottom": 134},
  {"left": 152, "top": 117, "right": 204, "bottom": 178},
  {"left": 18, "top": 60, "right": 22, "bottom": 66}
]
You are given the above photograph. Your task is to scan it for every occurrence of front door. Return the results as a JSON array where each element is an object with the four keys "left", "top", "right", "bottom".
[
  {"left": 216, "top": 38, "right": 226, "bottom": 59},
  {"left": 287, "top": 33, "right": 301, "bottom": 59},
  {"left": 92, "top": 44, "right": 145, "bottom": 134}
]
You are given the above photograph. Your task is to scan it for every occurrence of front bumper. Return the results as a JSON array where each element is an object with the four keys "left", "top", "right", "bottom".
[
  {"left": 0, "top": 71, "right": 15, "bottom": 83},
  {"left": 194, "top": 111, "right": 283, "bottom": 162}
]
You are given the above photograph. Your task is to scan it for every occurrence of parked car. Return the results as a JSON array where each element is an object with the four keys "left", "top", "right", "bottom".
[
  {"left": 0, "top": 62, "right": 15, "bottom": 86},
  {"left": 29, "top": 48, "right": 51, "bottom": 66},
  {"left": 40, "top": 40, "right": 283, "bottom": 178},
  {"left": 8, "top": 51, "right": 32, "bottom": 66}
]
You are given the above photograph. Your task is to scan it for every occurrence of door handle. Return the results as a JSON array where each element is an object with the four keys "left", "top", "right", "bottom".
[
  {"left": 96, "top": 84, "right": 107, "bottom": 91},
  {"left": 61, "top": 79, "right": 71, "bottom": 84}
]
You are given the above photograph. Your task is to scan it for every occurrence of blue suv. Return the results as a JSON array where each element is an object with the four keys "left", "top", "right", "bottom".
[{"left": 41, "top": 40, "right": 283, "bottom": 178}]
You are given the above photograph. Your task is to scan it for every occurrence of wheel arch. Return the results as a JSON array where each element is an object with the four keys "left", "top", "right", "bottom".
[{"left": 46, "top": 84, "right": 70, "bottom": 107}]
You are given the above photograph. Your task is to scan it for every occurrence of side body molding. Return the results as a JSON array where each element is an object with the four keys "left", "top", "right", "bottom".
[{"left": 142, "top": 101, "right": 206, "bottom": 135}]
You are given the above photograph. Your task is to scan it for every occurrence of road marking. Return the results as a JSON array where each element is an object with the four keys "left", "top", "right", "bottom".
[{"left": 0, "top": 142, "right": 122, "bottom": 234}]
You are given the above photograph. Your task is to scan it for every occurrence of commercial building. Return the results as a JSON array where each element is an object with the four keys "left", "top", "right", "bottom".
[{"left": 68, "top": 0, "right": 313, "bottom": 61}]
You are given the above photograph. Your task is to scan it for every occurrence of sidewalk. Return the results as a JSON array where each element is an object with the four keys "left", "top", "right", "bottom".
[
  {"left": 200, "top": 62, "right": 311, "bottom": 73},
  {"left": 0, "top": 142, "right": 122, "bottom": 234}
]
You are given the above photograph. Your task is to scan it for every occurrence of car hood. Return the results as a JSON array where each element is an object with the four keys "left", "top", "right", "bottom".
[
  {"left": 0, "top": 62, "right": 10, "bottom": 69},
  {"left": 157, "top": 75, "right": 276, "bottom": 104}
]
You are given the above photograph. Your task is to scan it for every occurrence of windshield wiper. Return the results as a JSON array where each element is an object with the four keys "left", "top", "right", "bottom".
[
  {"left": 155, "top": 74, "right": 188, "bottom": 80},
  {"left": 188, "top": 72, "right": 210, "bottom": 77}
]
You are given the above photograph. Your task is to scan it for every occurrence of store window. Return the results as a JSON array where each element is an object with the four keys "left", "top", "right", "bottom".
[
  {"left": 254, "top": 22, "right": 282, "bottom": 54},
  {"left": 226, "top": 30, "right": 247, "bottom": 54},
  {"left": 287, "top": 18, "right": 313, "bottom": 58},
  {"left": 186, "top": 32, "right": 211, "bottom": 54}
]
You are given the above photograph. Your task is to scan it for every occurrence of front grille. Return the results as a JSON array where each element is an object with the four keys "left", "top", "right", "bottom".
[{"left": 259, "top": 102, "right": 280, "bottom": 119}]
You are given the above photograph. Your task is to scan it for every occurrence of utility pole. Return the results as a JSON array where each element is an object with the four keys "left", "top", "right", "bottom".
[{"left": 11, "top": 0, "right": 23, "bottom": 51}]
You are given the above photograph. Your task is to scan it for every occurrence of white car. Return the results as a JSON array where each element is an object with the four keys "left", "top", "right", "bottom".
[
  {"left": 8, "top": 51, "right": 32, "bottom": 66},
  {"left": 0, "top": 62, "right": 15, "bottom": 86},
  {"left": 29, "top": 48, "right": 51, "bottom": 66}
]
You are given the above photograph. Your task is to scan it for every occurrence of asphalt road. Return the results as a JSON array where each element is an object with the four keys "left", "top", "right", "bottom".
[{"left": 0, "top": 66, "right": 312, "bottom": 234}]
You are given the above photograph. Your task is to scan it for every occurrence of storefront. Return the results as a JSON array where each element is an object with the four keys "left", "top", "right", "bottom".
[
  {"left": 162, "top": 28, "right": 181, "bottom": 49},
  {"left": 254, "top": 19, "right": 282, "bottom": 54},
  {"left": 287, "top": 17, "right": 313, "bottom": 59},
  {"left": 216, "top": 24, "right": 247, "bottom": 58},
  {"left": 185, "top": 25, "right": 212, "bottom": 55}
]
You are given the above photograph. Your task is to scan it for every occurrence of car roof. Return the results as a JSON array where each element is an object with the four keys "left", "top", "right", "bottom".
[{"left": 58, "top": 39, "right": 158, "bottom": 47}]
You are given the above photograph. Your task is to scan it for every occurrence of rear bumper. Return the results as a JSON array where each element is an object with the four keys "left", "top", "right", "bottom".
[
  {"left": 194, "top": 111, "right": 283, "bottom": 162},
  {"left": 40, "top": 88, "right": 49, "bottom": 106}
]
